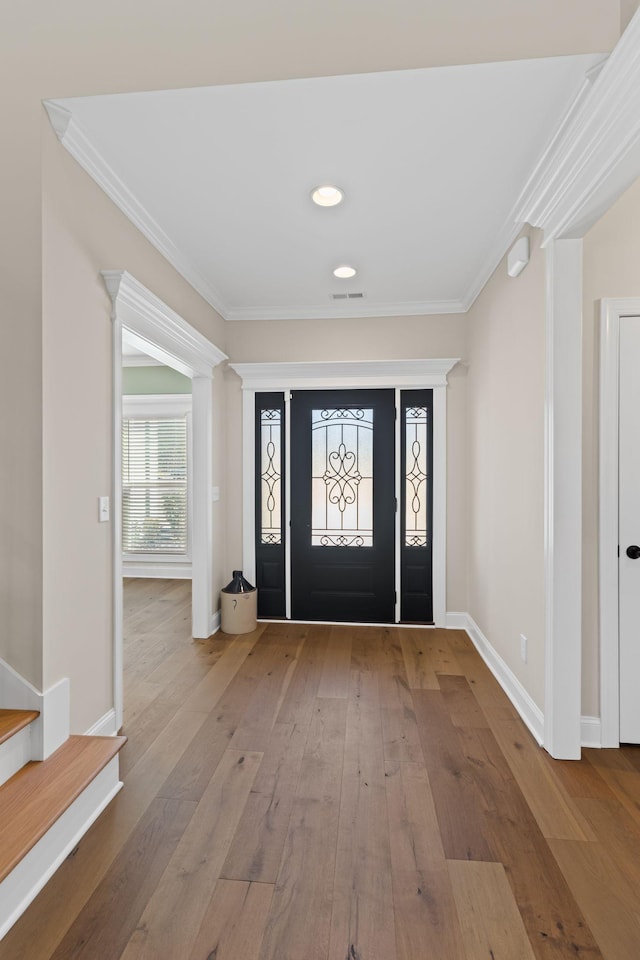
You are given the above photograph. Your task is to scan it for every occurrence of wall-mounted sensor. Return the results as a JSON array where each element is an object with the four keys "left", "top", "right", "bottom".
[{"left": 507, "top": 236, "right": 530, "bottom": 278}]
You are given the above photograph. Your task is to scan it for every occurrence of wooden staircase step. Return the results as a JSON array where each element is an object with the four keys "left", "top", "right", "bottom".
[
  {"left": 0, "top": 710, "right": 39, "bottom": 746},
  {"left": 0, "top": 734, "right": 126, "bottom": 884}
]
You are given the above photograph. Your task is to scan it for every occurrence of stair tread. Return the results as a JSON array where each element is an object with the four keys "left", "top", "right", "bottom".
[
  {"left": 0, "top": 734, "right": 126, "bottom": 884},
  {"left": 0, "top": 709, "right": 40, "bottom": 747}
]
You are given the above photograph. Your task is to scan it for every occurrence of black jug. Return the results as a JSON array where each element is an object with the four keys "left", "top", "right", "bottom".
[{"left": 222, "top": 570, "right": 255, "bottom": 594}]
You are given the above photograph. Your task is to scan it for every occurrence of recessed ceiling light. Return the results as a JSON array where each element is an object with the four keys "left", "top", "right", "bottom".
[
  {"left": 311, "top": 185, "right": 344, "bottom": 207},
  {"left": 333, "top": 264, "right": 357, "bottom": 279}
]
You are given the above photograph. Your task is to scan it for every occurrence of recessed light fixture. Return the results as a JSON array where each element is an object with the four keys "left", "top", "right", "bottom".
[
  {"left": 333, "top": 264, "right": 357, "bottom": 279},
  {"left": 311, "top": 185, "right": 344, "bottom": 207}
]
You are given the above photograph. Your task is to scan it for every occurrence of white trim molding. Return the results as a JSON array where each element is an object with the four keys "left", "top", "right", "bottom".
[
  {"left": 447, "top": 614, "right": 603, "bottom": 749},
  {"left": 0, "top": 659, "right": 69, "bottom": 761},
  {"left": 453, "top": 614, "right": 545, "bottom": 746},
  {"left": 209, "top": 609, "right": 222, "bottom": 637},
  {"left": 514, "top": 13, "right": 640, "bottom": 759},
  {"left": 516, "top": 11, "right": 640, "bottom": 241},
  {"left": 102, "top": 271, "right": 227, "bottom": 377},
  {"left": 122, "top": 393, "right": 192, "bottom": 415},
  {"left": 0, "top": 725, "right": 33, "bottom": 788},
  {"left": 599, "top": 297, "right": 640, "bottom": 747},
  {"left": 543, "top": 238, "right": 583, "bottom": 760},
  {"left": 44, "top": 103, "right": 228, "bottom": 318},
  {"left": 85, "top": 708, "right": 118, "bottom": 737},
  {"left": 581, "top": 716, "right": 602, "bottom": 749},
  {"left": 0, "top": 758, "right": 122, "bottom": 940},
  {"left": 230, "top": 359, "right": 459, "bottom": 390},
  {"left": 123, "top": 562, "right": 192, "bottom": 579},
  {"left": 43, "top": 99, "right": 467, "bottom": 321},
  {"left": 230, "top": 359, "right": 458, "bottom": 629},
  {"left": 121, "top": 353, "right": 164, "bottom": 368},
  {"left": 225, "top": 298, "right": 466, "bottom": 321},
  {"left": 103, "top": 271, "right": 227, "bottom": 730}
]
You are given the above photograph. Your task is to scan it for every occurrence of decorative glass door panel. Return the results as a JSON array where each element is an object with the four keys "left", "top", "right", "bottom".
[
  {"left": 291, "top": 389, "right": 395, "bottom": 623},
  {"left": 404, "top": 404, "right": 428, "bottom": 547},
  {"left": 260, "top": 408, "right": 282, "bottom": 545},
  {"left": 311, "top": 407, "right": 373, "bottom": 547},
  {"left": 255, "top": 393, "right": 286, "bottom": 617},
  {"left": 400, "top": 390, "right": 433, "bottom": 622}
]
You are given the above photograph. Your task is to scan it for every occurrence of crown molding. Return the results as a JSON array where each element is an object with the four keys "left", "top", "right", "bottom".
[
  {"left": 229, "top": 358, "right": 459, "bottom": 390},
  {"left": 224, "top": 297, "right": 466, "bottom": 321},
  {"left": 47, "top": 28, "right": 637, "bottom": 326},
  {"left": 102, "top": 270, "right": 227, "bottom": 376},
  {"left": 44, "top": 101, "right": 229, "bottom": 319},
  {"left": 459, "top": 214, "right": 524, "bottom": 312},
  {"left": 121, "top": 353, "right": 164, "bottom": 367},
  {"left": 45, "top": 99, "right": 467, "bottom": 323},
  {"left": 515, "top": 10, "right": 640, "bottom": 241}
]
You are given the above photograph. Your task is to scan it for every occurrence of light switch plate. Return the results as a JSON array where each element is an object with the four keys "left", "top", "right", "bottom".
[{"left": 98, "top": 496, "right": 110, "bottom": 522}]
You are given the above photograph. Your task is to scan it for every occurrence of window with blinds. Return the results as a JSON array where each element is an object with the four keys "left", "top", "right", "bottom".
[{"left": 122, "top": 416, "right": 189, "bottom": 555}]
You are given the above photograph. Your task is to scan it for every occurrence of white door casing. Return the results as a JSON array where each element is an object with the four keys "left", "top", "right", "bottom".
[
  {"left": 230, "top": 359, "right": 459, "bottom": 628},
  {"left": 599, "top": 300, "right": 640, "bottom": 746},
  {"left": 617, "top": 315, "right": 640, "bottom": 742},
  {"left": 102, "top": 270, "right": 227, "bottom": 730}
]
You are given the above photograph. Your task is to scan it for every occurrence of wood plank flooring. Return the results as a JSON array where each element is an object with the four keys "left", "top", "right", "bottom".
[{"left": 3, "top": 577, "right": 640, "bottom": 958}]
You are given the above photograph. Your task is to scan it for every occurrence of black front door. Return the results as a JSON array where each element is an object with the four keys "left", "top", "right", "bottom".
[{"left": 290, "top": 389, "right": 395, "bottom": 622}]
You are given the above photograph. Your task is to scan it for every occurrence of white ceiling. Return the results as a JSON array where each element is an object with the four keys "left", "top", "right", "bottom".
[{"left": 52, "top": 54, "right": 602, "bottom": 320}]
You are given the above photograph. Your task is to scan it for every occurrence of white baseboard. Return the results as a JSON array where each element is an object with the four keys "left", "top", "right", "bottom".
[
  {"left": 0, "top": 757, "right": 122, "bottom": 940},
  {"left": 445, "top": 611, "right": 468, "bottom": 630},
  {"left": 580, "top": 715, "right": 602, "bottom": 748},
  {"left": 0, "top": 659, "right": 70, "bottom": 761},
  {"left": 123, "top": 562, "right": 192, "bottom": 579},
  {"left": 446, "top": 613, "right": 605, "bottom": 751},
  {"left": 85, "top": 708, "right": 118, "bottom": 737},
  {"left": 447, "top": 612, "right": 545, "bottom": 746},
  {"left": 209, "top": 609, "right": 221, "bottom": 637}
]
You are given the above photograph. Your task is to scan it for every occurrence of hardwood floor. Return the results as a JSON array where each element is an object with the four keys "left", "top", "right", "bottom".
[{"left": 3, "top": 578, "right": 640, "bottom": 958}]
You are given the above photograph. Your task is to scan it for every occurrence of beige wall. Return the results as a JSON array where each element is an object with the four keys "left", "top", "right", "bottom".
[
  {"left": 225, "top": 314, "right": 469, "bottom": 611},
  {"left": 41, "top": 119, "right": 226, "bottom": 732},
  {"left": 466, "top": 227, "right": 546, "bottom": 710},
  {"left": 0, "top": 1, "right": 620, "bottom": 709},
  {"left": 582, "top": 175, "right": 640, "bottom": 717}
]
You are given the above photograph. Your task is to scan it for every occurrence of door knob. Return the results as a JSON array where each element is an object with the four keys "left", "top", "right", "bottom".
[{"left": 626, "top": 545, "right": 640, "bottom": 559}]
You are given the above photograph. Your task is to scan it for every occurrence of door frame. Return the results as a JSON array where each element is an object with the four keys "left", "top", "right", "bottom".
[
  {"left": 230, "top": 359, "right": 459, "bottom": 627},
  {"left": 102, "top": 270, "right": 227, "bottom": 730},
  {"left": 599, "top": 297, "right": 640, "bottom": 746}
]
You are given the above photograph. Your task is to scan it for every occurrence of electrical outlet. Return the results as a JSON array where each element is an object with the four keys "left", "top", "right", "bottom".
[{"left": 520, "top": 633, "right": 528, "bottom": 663}]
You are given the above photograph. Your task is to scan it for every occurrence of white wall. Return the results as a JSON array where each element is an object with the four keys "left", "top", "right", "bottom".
[
  {"left": 466, "top": 227, "right": 546, "bottom": 710},
  {"left": 582, "top": 174, "right": 640, "bottom": 717}
]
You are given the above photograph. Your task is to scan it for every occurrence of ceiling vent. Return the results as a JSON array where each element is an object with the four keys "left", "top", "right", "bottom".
[{"left": 331, "top": 292, "right": 365, "bottom": 300}]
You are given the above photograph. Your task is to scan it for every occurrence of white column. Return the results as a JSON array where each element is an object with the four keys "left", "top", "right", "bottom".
[
  {"left": 191, "top": 376, "right": 214, "bottom": 638},
  {"left": 242, "top": 388, "right": 257, "bottom": 586},
  {"left": 112, "top": 313, "right": 124, "bottom": 732},
  {"left": 432, "top": 386, "right": 447, "bottom": 627},
  {"left": 544, "top": 238, "right": 583, "bottom": 759}
]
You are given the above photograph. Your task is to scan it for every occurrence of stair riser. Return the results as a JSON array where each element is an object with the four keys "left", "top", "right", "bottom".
[
  {"left": 0, "top": 757, "right": 122, "bottom": 940},
  {"left": 0, "top": 727, "right": 31, "bottom": 788}
]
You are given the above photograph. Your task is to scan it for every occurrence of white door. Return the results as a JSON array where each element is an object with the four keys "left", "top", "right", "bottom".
[{"left": 619, "top": 314, "right": 640, "bottom": 742}]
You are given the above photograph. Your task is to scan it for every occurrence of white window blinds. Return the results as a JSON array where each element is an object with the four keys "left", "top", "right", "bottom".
[{"left": 122, "top": 416, "right": 188, "bottom": 555}]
